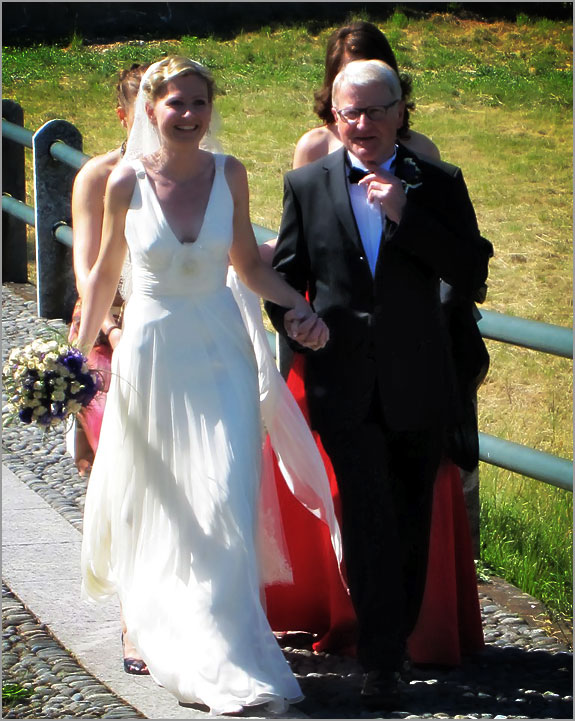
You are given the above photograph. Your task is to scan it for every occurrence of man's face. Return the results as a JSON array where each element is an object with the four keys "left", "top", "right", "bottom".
[{"left": 333, "top": 80, "right": 404, "bottom": 170}]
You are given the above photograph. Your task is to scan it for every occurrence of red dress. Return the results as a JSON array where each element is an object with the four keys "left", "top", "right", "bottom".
[
  {"left": 68, "top": 298, "right": 115, "bottom": 453},
  {"left": 264, "top": 353, "right": 484, "bottom": 665}
]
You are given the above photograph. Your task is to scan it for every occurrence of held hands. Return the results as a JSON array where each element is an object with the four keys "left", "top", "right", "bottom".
[
  {"left": 284, "top": 300, "right": 329, "bottom": 351},
  {"left": 358, "top": 169, "right": 406, "bottom": 225}
]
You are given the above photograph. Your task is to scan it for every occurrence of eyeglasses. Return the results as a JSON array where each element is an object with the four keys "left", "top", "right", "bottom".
[{"left": 335, "top": 100, "right": 400, "bottom": 124}]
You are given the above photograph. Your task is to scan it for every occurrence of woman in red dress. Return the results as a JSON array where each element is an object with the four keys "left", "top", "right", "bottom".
[
  {"left": 67, "top": 64, "right": 149, "bottom": 476},
  {"left": 67, "top": 64, "right": 151, "bottom": 674}
]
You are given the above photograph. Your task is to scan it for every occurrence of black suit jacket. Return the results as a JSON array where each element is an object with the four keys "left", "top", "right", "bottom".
[{"left": 265, "top": 145, "right": 493, "bottom": 434}]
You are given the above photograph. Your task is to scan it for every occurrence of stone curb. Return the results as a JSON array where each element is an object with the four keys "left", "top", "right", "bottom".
[{"left": 481, "top": 577, "right": 572, "bottom": 649}]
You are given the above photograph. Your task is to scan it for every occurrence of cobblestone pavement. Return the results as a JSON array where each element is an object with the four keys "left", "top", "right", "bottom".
[
  {"left": 2, "top": 283, "right": 573, "bottom": 719},
  {"left": 2, "top": 584, "right": 144, "bottom": 719}
]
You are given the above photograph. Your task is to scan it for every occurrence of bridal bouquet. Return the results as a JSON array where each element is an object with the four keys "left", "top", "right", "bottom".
[{"left": 2, "top": 339, "right": 101, "bottom": 430}]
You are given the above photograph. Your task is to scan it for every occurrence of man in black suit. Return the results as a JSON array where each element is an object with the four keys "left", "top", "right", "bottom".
[{"left": 265, "top": 59, "right": 492, "bottom": 708}]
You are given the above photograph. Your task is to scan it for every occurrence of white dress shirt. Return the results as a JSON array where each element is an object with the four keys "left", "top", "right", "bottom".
[{"left": 347, "top": 148, "right": 397, "bottom": 276}]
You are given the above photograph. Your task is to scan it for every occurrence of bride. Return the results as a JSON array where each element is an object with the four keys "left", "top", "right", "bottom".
[{"left": 76, "top": 56, "right": 336, "bottom": 715}]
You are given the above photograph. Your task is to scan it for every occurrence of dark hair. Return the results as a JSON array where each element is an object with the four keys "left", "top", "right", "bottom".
[
  {"left": 313, "top": 21, "right": 414, "bottom": 137},
  {"left": 116, "top": 63, "right": 150, "bottom": 111}
]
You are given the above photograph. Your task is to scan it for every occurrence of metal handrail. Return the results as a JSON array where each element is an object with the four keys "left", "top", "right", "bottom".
[
  {"left": 49, "top": 139, "right": 88, "bottom": 171},
  {"left": 478, "top": 309, "right": 573, "bottom": 359},
  {"left": 2, "top": 118, "right": 32, "bottom": 148},
  {"left": 252, "top": 223, "right": 278, "bottom": 245},
  {"left": 2, "top": 194, "right": 35, "bottom": 227},
  {"left": 53, "top": 221, "right": 73, "bottom": 248},
  {"left": 479, "top": 432, "right": 572, "bottom": 492},
  {"left": 3, "top": 115, "right": 573, "bottom": 492},
  {"left": 2, "top": 118, "right": 89, "bottom": 169}
]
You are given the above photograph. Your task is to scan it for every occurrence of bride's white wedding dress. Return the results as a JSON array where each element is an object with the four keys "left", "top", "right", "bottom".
[{"left": 81, "top": 154, "right": 306, "bottom": 714}]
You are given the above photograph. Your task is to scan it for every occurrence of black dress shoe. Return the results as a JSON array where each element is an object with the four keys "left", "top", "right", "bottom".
[
  {"left": 360, "top": 670, "right": 401, "bottom": 710},
  {"left": 400, "top": 652, "right": 413, "bottom": 681}
]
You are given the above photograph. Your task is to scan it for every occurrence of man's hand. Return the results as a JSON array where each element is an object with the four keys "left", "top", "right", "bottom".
[
  {"left": 359, "top": 169, "right": 406, "bottom": 225},
  {"left": 284, "top": 309, "right": 329, "bottom": 351}
]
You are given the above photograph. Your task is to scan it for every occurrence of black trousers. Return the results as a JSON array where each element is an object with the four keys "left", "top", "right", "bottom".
[{"left": 318, "top": 397, "right": 442, "bottom": 672}]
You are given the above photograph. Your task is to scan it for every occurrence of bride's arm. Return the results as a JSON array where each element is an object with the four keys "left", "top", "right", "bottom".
[
  {"left": 76, "top": 166, "right": 133, "bottom": 354},
  {"left": 226, "top": 156, "right": 328, "bottom": 350}
]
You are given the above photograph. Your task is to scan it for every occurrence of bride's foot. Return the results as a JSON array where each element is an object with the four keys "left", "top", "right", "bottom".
[
  {"left": 121, "top": 633, "right": 149, "bottom": 675},
  {"left": 220, "top": 705, "right": 244, "bottom": 716},
  {"left": 76, "top": 458, "right": 92, "bottom": 477}
]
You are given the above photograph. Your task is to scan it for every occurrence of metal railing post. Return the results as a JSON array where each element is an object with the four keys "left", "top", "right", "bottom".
[
  {"left": 2, "top": 100, "right": 28, "bottom": 282},
  {"left": 32, "top": 119, "right": 82, "bottom": 321}
]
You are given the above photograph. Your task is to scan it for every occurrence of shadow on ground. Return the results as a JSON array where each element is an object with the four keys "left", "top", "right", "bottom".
[{"left": 283, "top": 642, "right": 572, "bottom": 719}]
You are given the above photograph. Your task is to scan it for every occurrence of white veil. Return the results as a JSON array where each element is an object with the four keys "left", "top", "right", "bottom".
[{"left": 227, "top": 268, "right": 344, "bottom": 584}]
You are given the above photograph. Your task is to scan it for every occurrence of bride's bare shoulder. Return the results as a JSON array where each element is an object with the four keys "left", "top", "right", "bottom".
[
  {"left": 293, "top": 126, "right": 335, "bottom": 169},
  {"left": 108, "top": 161, "right": 137, "bottom": 186}
]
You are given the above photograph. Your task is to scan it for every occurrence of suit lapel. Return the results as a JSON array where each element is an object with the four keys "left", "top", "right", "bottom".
[
  {"left": 377, "top": 144, "right": 423, "bottom": 259},
  {"left": 323, "top": 147, "right": 366, "bottom": 257}
]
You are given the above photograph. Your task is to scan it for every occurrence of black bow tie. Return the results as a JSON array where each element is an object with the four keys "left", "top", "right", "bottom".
[{"left": 348, "top": 166, "right": 369, "bottom": 184}]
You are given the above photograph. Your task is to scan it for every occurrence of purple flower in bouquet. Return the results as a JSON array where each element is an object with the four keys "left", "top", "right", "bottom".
[
  {"left": 58, "top": 347, "right": 86, "bottom": 375},
  {"left": 71, "top": 371, "right": 99, "bottom": 406},
  {"left": 18, "top": 407, "right": 34, "bottom": 424},
  {"left": 22, "top": 369, "right": 39, "bottom": 392}
]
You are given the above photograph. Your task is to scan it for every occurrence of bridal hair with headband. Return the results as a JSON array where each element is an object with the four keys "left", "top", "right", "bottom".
[
  {"left": 119, "top": 57, "right": 222, "bottom": 299},
  {"left": 123, "top": 56, "right": 222, "bottom": 163}
]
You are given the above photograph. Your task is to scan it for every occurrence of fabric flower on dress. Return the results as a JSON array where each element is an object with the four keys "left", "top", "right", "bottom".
[
  {"left": 2, "top": 339, "right": 102, "bottom": 431},
  {"left": 181, "top": 257, "right": 199, "bottom": 276}
]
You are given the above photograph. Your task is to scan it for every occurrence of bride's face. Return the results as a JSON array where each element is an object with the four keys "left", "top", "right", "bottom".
[{"left": 148, "top": 73, "right": 212, "bottom": 146}]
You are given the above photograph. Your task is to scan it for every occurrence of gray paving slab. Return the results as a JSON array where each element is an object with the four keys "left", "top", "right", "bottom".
[{"left": 4, "top": 464, "right": 283, "bottom": 719}]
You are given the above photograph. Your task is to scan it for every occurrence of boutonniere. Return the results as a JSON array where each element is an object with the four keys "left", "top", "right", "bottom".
[{"left": 400, "top": 157, "right": 423, "bottom": 194}]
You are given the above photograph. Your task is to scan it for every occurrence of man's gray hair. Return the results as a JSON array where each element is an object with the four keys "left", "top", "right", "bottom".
[{"left": 332, "top": 59, "right": 402, "bottom": 106}]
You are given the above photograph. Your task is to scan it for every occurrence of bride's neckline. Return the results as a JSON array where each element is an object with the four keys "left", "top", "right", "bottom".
[
  {"left": 139, "top": 155, "right": 217, "bottom": 245},
  {"left": 143, "top": 150, "right": 213, "bottom": 184}
]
